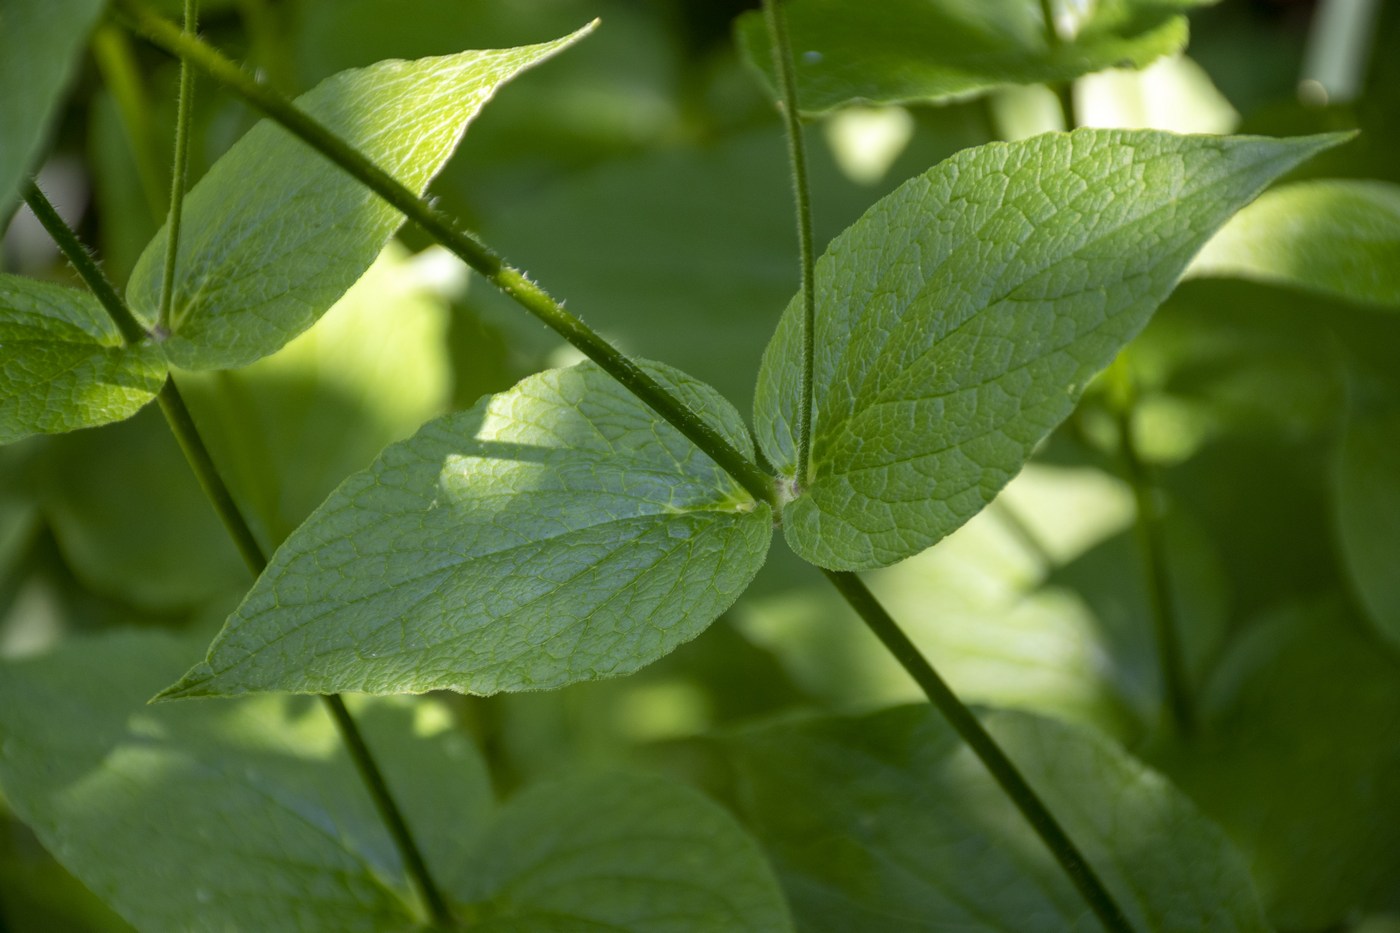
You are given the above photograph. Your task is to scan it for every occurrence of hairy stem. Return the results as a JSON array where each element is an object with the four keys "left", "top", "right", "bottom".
[
  {"left": 762, "top": 0, "right": 817, "bottom": 484},
  {"left": 22, "top": 183, "right": 456, "bottom": 930},
  {"left": 116, "top": 0, "right": 777, "bottom": 508},
  {"left": 158, "top": 0, "right": 199, "bottom": 332},
  {"left": 823, "top": 569, "right": 1135, "bottom": 933}
]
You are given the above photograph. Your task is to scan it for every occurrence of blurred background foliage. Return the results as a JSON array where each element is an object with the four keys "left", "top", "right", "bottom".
[{"left": 2, "top": 0, "right": 1399, "bottom": 929}]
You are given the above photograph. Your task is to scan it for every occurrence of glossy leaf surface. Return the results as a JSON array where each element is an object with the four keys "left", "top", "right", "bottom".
[
  {"left": 755, "top": 129, "right": 1343, "bottom": 569},
  {"left": 162, "top": 361, "right": 771, "bottom": 699},
  {"left": 126, "top": 29, "right": 590, "bottom": 370},
  {"left": 0, "top": 277, "right": 165, "bottom": 445}
]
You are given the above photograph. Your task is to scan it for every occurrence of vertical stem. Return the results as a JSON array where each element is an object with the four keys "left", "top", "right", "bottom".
[
  {"left": 1037, "top": 0, "right": 1078, "bottom": 129},
  {"left": 23, "top": 183, "right": 456, "bottom": 930},
  {"left": 762, "top": 0, "right": 817, "bottom": 484},
  {"left": 1109, "top": 361, "right": 1193, "bottom": 734},
  {"left": 823, "top": 569, "right": 1136, "bottom": 933},
  {"left": 90, "top": 24, "right": 167, "bottom": 223},
  {"left": 158, "top": 0, "right": 199, "bottom": 332}
]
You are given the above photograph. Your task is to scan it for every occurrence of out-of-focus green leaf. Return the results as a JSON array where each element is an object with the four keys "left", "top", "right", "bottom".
[
  {"left": 1189, "top": 180, "right": 1400, "bottom": 308},
  {"left": 161, "top": 361, "right": 771, "bottom": 700},
  {"left": 725, "top": 705, "right": 1267, "bottom": 931},
  {"left": 1334, "top": 399, "right": 1400, "bottom": 647},
  {"left": 0, "top": 277, "right": 165, "bottom": 445},
  {"left": 0, "top": 0, "right": 106, "bottom": 220},
  {"left": 179, "top": 245, "right": 452, "bottom": 549},
  {"left": 735, "top": 0, "right": 1212, "bottom": 114},
  {"left": 1151, "top": 601, "right": 1400, "bottom": 929},
  {"left": 756, "top": 129, "right": 1343, "bottom": 571},
  {"left": 0, "top": 629, "right": 491, "bottom": 932},
  {"left": 126, "top": 30, "right": 592, "bottom": 370},
  {"left": 462, "top": 774, "right": 793, "bottom": 931}
]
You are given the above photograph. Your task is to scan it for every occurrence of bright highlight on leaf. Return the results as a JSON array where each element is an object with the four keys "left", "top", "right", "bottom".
[
  {"left": 756, "top": 128, "right": 1347, "bottom": 570},
  {"left": 0, "top": 276, "right": 166, "bottom": 445},
  {"left": 0, "top": 0, "right": 106, "bottom": 220},
  {"left": 160, "top": 360, "right": 771, "bottom": 700},
  {"left": 125, "top": 26, "right": 594, "bottom": 371},
  {"left": 735, "top": 0, "right": 1214, "bottom": 114},
  {"left": 1188, "top": 179, "right": 1400, "bottom": 309},
  {"left": 725, "top": 704, "right": 1268, "bottom": 931}
]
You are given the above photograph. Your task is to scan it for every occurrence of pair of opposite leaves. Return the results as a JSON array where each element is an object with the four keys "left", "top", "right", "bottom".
[
  {"left": 161, "top": 79, "right": 1340, "bottom": 699},
  {"left": 12, "top": 26, "right": 1330, "bottom": 700}
]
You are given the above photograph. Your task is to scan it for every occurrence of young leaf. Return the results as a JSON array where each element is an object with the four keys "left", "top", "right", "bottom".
[
  {"left": 0, "top": 276, "right": 166, "bottom": 445},
  {"left": 0, "top": 0, "right": 106, "bottom": 220},
  {"left": 1188, "top": 179, "right": 1400, "bottom": 308},
  {"left": 125, "top": 27, "right": 592, "bottom": 371},
  {"left": 0, "top": 630, "right": 492, "bottom": 933},
  {"left": 755, "top": 129, "right": 1346, "bottom": 570},
  {"left": 735, "top": 0, "right": 1211, "bottom": 114},
  {"left": 160, "top": 360, "right": 771, "bottom": 699},
  {"left": 462, "top": 774, "right": 793, "bottom": 931},
  {"left": 724, "top": 705, "right": 1267, "bottom": 931}
]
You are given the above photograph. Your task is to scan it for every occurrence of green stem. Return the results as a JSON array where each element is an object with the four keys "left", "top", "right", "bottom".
[
  {"left": 1036, "top": 0, "right": 1078, "bottom": 129},
  {"left": 90, "top": 23, "right": 167, "bottom": 224},
  {"left": 158, "top": 0, "right": 198, "bottom": 332},
  {"left": 762, "top": 0, "right": 816, "bottom": 485},
  {"left": 115, "top": 0, "right": 776, "bottom": 509},
  {"left": 822, "top": 569, "right": 1136, "bottom": 933},
  {"left": 1109, "top": 363, "right": 1193, "bottom": 734},
  {"left": 24, "top": 182, "right": 456, "bottom": 931}
]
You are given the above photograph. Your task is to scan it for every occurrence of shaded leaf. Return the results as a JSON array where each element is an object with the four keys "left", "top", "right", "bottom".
[
  {"left": 1188, "top": 179, "right": 1400, "bottom": 308},
  {"left": 724, "top": 705, "right": 1266, "bottom": 931},
  {"left": 162, "top": 361, "right": 771, "bottom": 699},
  {"left": 755, "top": 129, "right": 1344, "bottom": 570},
  {"left": 125, "top": 28, "right": 592, "bottom": 370},
  {"left": 1334, "top": 400, "right": 1400, "bottom": 647},
  {"left": 735, "top": 0, "right": 1210, "bottom": 114},
  {"left": 0, "top": 276, "right": 165, "bottom": 445}
]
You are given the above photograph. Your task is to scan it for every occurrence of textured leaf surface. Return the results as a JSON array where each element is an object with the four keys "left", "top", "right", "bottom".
[
  {"left": 1334, "top": 401, "right": 1400, "bottom": 648},
  {"left": 1189, "top": 179, "right": 1400, "bottom": 308},
  {"left": 1151, "top": 601, "right": 1400, "bottom": 928},
  {"left": 163, "top": 361, "right": 771, "bottom": 699},
  {"left": 735, "top": 0, "right": 1210, "bottom": 114},
  {"left": 0, "top": 630, "right": 491, "bottom": 933},
  {"left": 125, "top": 29, "right": 590, "bottom": 370},
  {"left": 755, "top": 129, "right": 1344, "bottom": 570},
  {"left": 0, "top": 276, "right": 165, "bottom": 445},
  {"left": 0, "top": 0, "right": 106, "bottom": 219},
  {"left": 725, "top": 705, "right": 1265, "bottom": 931},
  {"left": 463, "top": 774, "right": 793, "bottom": 932}
]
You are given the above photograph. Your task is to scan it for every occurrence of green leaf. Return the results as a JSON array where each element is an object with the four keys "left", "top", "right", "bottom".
[
  {"left": 755, "top": 129, "right": 1345, "bottom": 570},
  {"left": 724, "top": 705, "right": 1267, "bottom": 931},
  {"left": 161, "top": 360, "right": 771, "bottom": 699},
  {"left": 1188, "top": 179, "right": 1400, "bottom": 308},
  {"left": 1150, "top": 600, "right": 1400, "bottom": 928},
  {"left": 125, "top": 28, "right": 593, "bottom": 371},
  {"left": 463, "top": 774, "right": 793, "bottom": 931},
  {"left": 0, "top": 276, "right": 166, "bottom": 445},
  {"left": 1334, "top": 400, "right": 1400, "bottom": 647},
  {"left": 0, "top": 629, "right": 492, "bottom": 933},
  {"left": 0, "top": 0, "right": 106, "bottom": 220},
  {"left": 735, "top": 0, "right": 1211, "bottom": 115}
]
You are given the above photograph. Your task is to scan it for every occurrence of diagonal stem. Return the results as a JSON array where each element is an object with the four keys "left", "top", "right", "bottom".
[
  {"left": 22, "top": 183, "right": 456, "bottom": 930},
  {"left": 823, "top": 569, "right": 1135, "bottom": 933},
  {"left": 158, "top": 0, "right": 199, "bottom": 332}
]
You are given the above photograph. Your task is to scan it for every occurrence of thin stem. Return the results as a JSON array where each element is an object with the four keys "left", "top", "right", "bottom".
[
  {"left": 158, "top": 0, "right": 199, "bottom": 332},
  {"left": 28, "top": 186, "right": 456, "bottom": 930},
  {"left": 115, "top": 0, "right": 776, "bottom": 509},
  {"left": 762, "top": 0, "right": 817, "bottom": 484},
  {"left": 1109, "top": 363, "right": 1193, "bottom": 734},
  {"left": 1037, "top": 0, "right": 1078, "bottom": 129},
  {"left": 91, "top": 24, "right": 167, "bottom": 223},
  {"left": 822, "top": 569, "right": 1136, "bottom": 933}
]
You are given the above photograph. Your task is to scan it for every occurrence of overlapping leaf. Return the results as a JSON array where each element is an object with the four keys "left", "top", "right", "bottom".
[
  {"left": 736, "top": 0, "right": 1213, "bottom": 114},
  {"left": 724, "top": 704, "right": 1267, "bottom": 931},
  {"left": 125, "top": 28, "right": 591, "bottom": 370},
  {"left": 0, "top": 276, "right": 166, "bottom": 445},
  {"left": 161, "top": 360, "right": 771, "bottom": 699},
  {"left": 1188, "top": 179, "right": 1400, "bottom": 308},
  {"left": 0, "top": 0, "right": 106, "bottom": 220},
  {"left": 755, "top": 129, "right": 1344, "bottom": 570}
]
